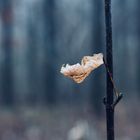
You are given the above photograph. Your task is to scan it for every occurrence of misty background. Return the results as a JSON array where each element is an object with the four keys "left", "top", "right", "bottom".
[{"left": 0, "top": 0, "right": 139, "bottom": 140}]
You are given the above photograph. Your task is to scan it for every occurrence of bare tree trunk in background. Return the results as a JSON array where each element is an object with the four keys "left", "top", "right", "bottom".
[
  {"left": 136, "top": 1, "right": 140, "bottom": 95},
  {"left": 90, "top": 0, "right": 104, "bottom": 116},
  {"left": 116, "top": 0, "right": 128, "bottom": 91},
  {"left": 0, "top": 0, "right": 14, "bottom": 106},
  {"left": 27, "top": 20, "right": 38, "bottom": 105},
  {"left": 43, "top": 0, "right": 56, "bottom": 105}
]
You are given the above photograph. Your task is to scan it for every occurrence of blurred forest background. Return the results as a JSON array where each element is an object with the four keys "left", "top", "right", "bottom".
[{"left": 0, "top": 0, "right": 140, "bottom": 140}]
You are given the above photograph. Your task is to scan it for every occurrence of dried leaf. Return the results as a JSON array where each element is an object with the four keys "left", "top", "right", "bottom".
[{"left": 60, "top": 53, "right": 103, "bottom": 83}]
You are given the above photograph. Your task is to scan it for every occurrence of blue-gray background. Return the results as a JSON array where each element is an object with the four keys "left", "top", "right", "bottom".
[{"left": 0, "top": 0, "right": 139, "bottom": 140}]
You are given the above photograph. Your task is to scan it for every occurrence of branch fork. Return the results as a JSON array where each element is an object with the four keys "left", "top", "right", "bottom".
[{"left": 103, "top": 57, "right": 123, "bottom": 108}]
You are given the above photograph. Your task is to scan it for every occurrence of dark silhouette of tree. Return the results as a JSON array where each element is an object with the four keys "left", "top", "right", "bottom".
[
  {"left": 0, "top": 0, "right": 14, "bottom": 106},
  {"left": 43, "top": 0, "right": 56, "bottom": 105},
  {"left": 136, "top": 0, "right": 140, "bottom": 96},
  {"left": 26, "top": 16, "right": 38, "bottom": 105},
  {"left": 114, "top": 0, "right": 128, "bottom": 91},
  {"left": 90, "top": 0, "right": 105, "bottom": 116}
]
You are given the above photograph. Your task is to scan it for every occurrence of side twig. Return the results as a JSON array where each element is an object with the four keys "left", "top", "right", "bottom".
[{"left": 103, "top": 57, "right": 123, "bottom": 108}]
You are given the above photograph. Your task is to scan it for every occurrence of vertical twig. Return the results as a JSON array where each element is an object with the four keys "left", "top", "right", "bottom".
[{"left": 104, "top": 0, "right": 114, "bottom": 140}]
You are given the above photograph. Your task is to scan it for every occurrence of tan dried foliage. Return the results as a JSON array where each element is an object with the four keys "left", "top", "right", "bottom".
[{"left": 60, "top": 53, "right": 103, "bottom": 83}]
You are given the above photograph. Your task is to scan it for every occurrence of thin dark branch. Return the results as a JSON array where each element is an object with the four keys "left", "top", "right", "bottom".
[
  {"left": 104, "top": 0, "right": 114, "bottom": 140},
  {"left": 103, "top": 57, "right": 119, "bottom": 97}
]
